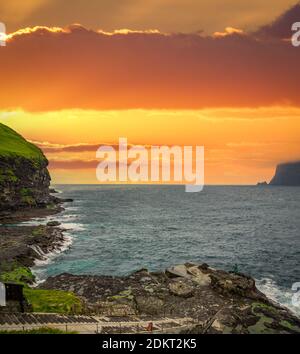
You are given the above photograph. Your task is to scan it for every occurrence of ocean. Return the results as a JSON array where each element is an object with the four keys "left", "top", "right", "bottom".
[{"left": 25, "top": 185, "right": 300, "bottom": 315}]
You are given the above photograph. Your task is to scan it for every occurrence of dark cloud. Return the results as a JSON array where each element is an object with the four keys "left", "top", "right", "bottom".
[
  {"left": 1, "top": 5, "right": 299, "bottom": 111},
  {"left": 255, "top": 3, "right": 300, "bottom": 39},
  {"left": 36, "top": 141, "right": 139, "bottom": 153},
  {"left": 49, "top": 159, "right": 98, "bottom": 169}
]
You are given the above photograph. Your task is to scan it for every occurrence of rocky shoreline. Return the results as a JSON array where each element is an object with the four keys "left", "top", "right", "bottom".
[
  {"left": 1, "top": 203, "right": 300, "bottom": 333},
  {"left": 0, "top": 202, "right": 69, "bottom": 278},
  {"left": 38, "top": 263, "right": 300, "bottom": 334}
]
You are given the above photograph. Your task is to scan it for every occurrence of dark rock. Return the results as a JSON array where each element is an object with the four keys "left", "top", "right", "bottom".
[
  {"left": 49, "top": 188, "right": 59, "bottom": 194},
  {"left": 39, "top": 263, "right": 300, "bottom": 333},
  {"left": 209, "top": 271, "right": 266, "bottom": 301},
  {"left": 257, "top": 181, "right": 268, "bottom": 186},
  {"left": 59, "top": 198, "right": 74, "bottom": 203},
  {"left": 169, "top": 279, "right": 194, "bottom": 298},
  {"left": 0, "top": 225, "right": 67, "bottom": 270},
  {"left": 269, "top": 161, "right": 300, "bottom": 186},
  {"left": 199, "top": 263, "right": 209, "bottom": 271},
  {"left": 0, "top": 123, "right": 59, "bottom": 211},
  {"left": 0, "top": 156, "right": 54, "bottom": 210},
  {"left": 47, "top": 221, "right": 61, "bottom": 227}
]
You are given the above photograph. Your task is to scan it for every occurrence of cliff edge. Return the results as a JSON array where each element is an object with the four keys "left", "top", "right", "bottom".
[
  {"left": 0, "top": 123, "right": 54, "bottom": 211},
  {"left": 270, "top": 161, "right": 300, "bottom": 186}
]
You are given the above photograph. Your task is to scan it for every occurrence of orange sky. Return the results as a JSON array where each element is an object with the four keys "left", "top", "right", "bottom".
[
  {"left": 1, "top": 107, "right": 299, "bottom": 185},
  {"left": 0, "top": 2, "right": 299, "bottom": 185}
]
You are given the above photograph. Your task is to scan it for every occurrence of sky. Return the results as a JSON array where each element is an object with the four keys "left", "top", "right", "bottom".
[{"left": 0, "top": 1, "right": 300, "bottom": 184}]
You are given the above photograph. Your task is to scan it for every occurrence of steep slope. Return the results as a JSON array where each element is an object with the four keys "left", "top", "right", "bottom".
[
  {"left": 0, "top": 123, "right": 53, "bottom": 210},
  {"left": 270, "top": 161, "right": 300, "bottom": 186}
]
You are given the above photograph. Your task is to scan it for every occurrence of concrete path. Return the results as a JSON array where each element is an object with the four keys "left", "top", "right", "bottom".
[{"left": 0, "top": 313, "right": 196, "bottom": 333}]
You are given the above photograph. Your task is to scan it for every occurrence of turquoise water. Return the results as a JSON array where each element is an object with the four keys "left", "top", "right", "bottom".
[{"left": 28, "top": 185, "right": 300, "bottom": 313}]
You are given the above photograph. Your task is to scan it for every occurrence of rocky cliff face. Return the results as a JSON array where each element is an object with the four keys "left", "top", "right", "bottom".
[
  {"left": 0, "top": 123, "right": 54, "bottom": 211},
  {"left": 270, "top": 161, "right": 300, "bottom": 186}
]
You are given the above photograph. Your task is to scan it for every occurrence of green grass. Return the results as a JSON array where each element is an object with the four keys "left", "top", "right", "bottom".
[
  {"left": 0, "top": 327, "right": 77, "bottom": 334},
  {"left": 24, "top": 288, "right": 83, "bottom": 314},
  {"left": 0, "top": 267, "right": 35, "bottom": 286},
  {"left": 20, "top": 188, "right": 37, "bottom": 205},
  {"left": 0, "top": 265, "right": 82, "bottom": 315},
  {"left": 0, "top": 123, "right": 45, "bottom": 161}
]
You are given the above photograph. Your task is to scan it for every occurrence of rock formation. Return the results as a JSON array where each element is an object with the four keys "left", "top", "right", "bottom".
[
  {"left": 270, "top": 161, "right": 300, "bottom": 186},
  {"left": 40, "top": 263, "right": 300, "bottom": 334},
  {"left": 0, "top": 123, "right": 56, "bottom": 211}
]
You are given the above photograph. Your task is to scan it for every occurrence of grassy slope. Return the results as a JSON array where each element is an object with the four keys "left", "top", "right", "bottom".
[
  {"left": 0, "top": 267, "right": 83, "bottom": 314},
  {"left": 24, "top": 288, "right": 83, "bottom": 314},
  {"left": 0, "top": 123, "right": 45, "bottom": 160}
]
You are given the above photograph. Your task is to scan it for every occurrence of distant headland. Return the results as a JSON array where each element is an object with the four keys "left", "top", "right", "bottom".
[{"left": 258, "top": 161, "right": 300, "bottom": 186}]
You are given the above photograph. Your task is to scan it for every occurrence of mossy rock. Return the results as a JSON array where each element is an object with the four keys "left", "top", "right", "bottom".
[
  {"left": 32, "top": 226, "right": 47, "bottom": 237},
  {"left": 0, "top": 266, "right": 35, "bottom": 286},
  {"left": 24, "top": 288, "right": 83, "bottom": 314}
]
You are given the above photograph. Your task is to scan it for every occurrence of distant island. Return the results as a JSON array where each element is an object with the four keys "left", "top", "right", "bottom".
[
  {"left": 257, "top": 161, "right": 300, "bottom": 186},
  {"left": 270, "top": 161, "right": 300, "bottom": 186}
]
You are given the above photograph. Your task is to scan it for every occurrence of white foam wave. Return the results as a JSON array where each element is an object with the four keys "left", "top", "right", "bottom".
[
  {"left": 21, "top": 213, "right": 78, "bottom": 226},
  {"left": 30, "top": 232, "right": 74, "bottom": 285},
  {"left": 61, "top": 223, "right": 85, "bottom": 231},
  {"left": 256, "top": 277, "right": 300, "bottom": 316}
]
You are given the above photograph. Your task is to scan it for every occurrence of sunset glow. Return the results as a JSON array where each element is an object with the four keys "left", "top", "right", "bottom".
[{"left": 1, "top": 1, "right": 300, "bottom": 185}]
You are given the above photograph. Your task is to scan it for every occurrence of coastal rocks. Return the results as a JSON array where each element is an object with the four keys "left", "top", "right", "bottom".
[
  {"left": 49, "top": 188, "right": 59, "bottom": 194},
  {"left": 59, "top": 198, "right": 74, "bottom": 203},
  {"left": 209, "top": 271, "right": 267, "bottom": 301},
  {"left": 0, "top": 123, "right": 58, "bottom": 211},
  {"left": 0, "top": 225, "right": 67, "bottom": 271},
  {"left": 0, "top": 156, "right": 54, "bottom": 210},
  {"left": 169, "top": 279, "right": 194, "bottom": 298},
  {"left": 257, "top": 181, "right": 268, "bottom": 186},
  {"left": 186, "top": 265, "right": 211, "bottom": 286},
  {"left": 166, "top": 263, "right": 211, "bottom": 287},
  {"left": 135, "top": 296, "right": 165, "bottom": 315},
  {"left": 39, "top": 263, "right": 300, "bottom": 333},
  {"left": 47, "top": 221, "right": 61, "bottom": 227},
  {"left": 166, "top": 265, "right": 190, "bottom": 279}
]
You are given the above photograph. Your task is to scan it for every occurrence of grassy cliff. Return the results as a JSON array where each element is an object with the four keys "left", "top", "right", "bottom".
[
  {"left": 0, "top": 123, "right": 52, "bottom": 210},
  {"left": 0, "top": 123, "right": 45, "bottom": 161}
]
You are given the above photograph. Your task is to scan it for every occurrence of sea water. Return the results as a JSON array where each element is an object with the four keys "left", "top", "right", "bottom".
[{"left": 27, "top": 185, "right": 300, "bottom": 314}]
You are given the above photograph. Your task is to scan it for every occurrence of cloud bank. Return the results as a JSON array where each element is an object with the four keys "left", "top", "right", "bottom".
[{"left": 0, "top": 4, "right": 299, "bottom": 111}]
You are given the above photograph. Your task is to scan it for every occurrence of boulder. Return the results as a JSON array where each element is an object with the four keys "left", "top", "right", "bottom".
[
  {"left": 47, "top": 221, "right": 61, "bottom": 227},
  {"left": 187, "top": 266, "right": 211, "bottom": 286},
  {"left": 165, "top": 264, "right": 190, "bottom": 279},
  {"left": 210, "top": 271, "right": 266, "bottom": 301}
]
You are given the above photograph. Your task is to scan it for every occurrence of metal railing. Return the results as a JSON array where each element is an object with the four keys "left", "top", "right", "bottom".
[{"left": 0, "top": 316, "right": 195, "bottom": 334}]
